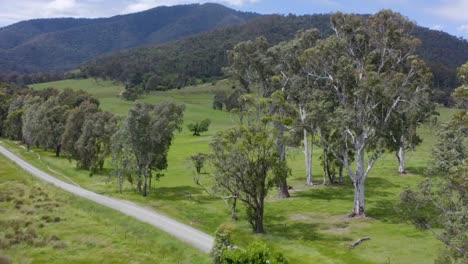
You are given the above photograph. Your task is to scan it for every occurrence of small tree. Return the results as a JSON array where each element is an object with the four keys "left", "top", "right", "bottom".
[
  {"left": 190, "top": 152, "right": 208, "bottom": 174},
  {"left": 187, "top": 119, "right": 211, "bottom": 136},
  {"left": 110, "top": 124, "right": 137, "bottom": 193},
  {"left": 210, "top": 125, "right": 285, "bottom": 233}
]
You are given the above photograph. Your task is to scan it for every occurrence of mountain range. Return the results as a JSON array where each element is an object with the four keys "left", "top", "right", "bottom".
[
  {"left": 0, "top": 3, "right": 257, "bottom": 72},
  {"left": 0, "top": 3, "right": 467, "bottom": 102}
]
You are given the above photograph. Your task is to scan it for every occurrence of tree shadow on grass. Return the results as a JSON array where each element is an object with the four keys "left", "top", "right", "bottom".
[
  {"left": 295, "top": 177, "right": 398, "bottom": 201},
  {"left": 405, "top": 166, "right": 427, "bottom": 176},
  {"left": 148, "top": 186, "right": 217, "bottom": 204},
  {"left": 366, "top": 199, "right": 404, "bottom": 224},
  {"left": 267, "top": 221, "right": 353, "bottom": 243}
]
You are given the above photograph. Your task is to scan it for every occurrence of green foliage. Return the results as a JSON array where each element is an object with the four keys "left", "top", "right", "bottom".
[
  {"left": 122, "top": 101, "right": 185, "bottom": 196},
  {"left": 210, "top": 125, "right": 285, "bottom": 233},
  {"left": 190, "top": 152, "right": 209, "bottom": 174},
  {"left": 212, "top": 224, "right": 288, "bottom": 264},
  {"left": 121, "top": 85, "right": 142, "bottom": 101},
  {"left": 300, "top": 10, "right": 433, "bottom": 215},
  {"left": 75, "top": 111, "right": 118, "bottom": 173},
  {"left": 3, "top": 109, "right": 23, "bottom": 140},
  {"left": 399, "top": 65, "right": 468, "bottom": 262},
  {"left": 188, "top": 119, "right": 211, "bottom": 136},
  {"left": 221, "top": 242, "right": 288, "bottom": 264},
  {"left": 211, "top": 224, "right": 235, "bottom": 264},
  {"left": 61, "top": 100, "right": 99, "bottom": 162}
]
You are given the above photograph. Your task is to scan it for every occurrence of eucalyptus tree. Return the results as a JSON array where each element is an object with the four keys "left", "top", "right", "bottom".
[
  {"left": 210, "top": 125, "right": 285, "bottom": 233},
  {"left": 61, "top": 101, "right": 99, "bottom": 161},
  {"left": 3, "top": 95, "right": 27, "bottom": 140},
  {"left": 110, "top": 124, "right": 137, "bottom": 193},
  {"left": 399, "top": 73, "right": 467, "bottom": 262},
  {"left": 384, "top": 87, "right": 435, "bottom": 174},
  {"left": 269, "top": 29, "right": 321, "bottom": 185},
  {"left": 302, "top": 10, "right": 433, "bottom": 216},
  {"left": 123, "top": 101, "right": 185, "bottom": 196},
  {"left": 0, "top": 90, "right": 11, "bottom": 137},
  {"left": 75, "top": 111, "right": 118, "bottom": 172},
  {"left": 227, "top": 37, "right": 291, "bottom": 198},
  {"left": 4, "top": 110, "right": 23, "bottom": 140},
  {"left": 35, "top": 97, "right": 68, "bottom": 157},
  {"left": 22, "top": 96, "right": 43, "bottom": 149},
  {"left": 453, "top": 61, "right": 468, "bottom": 133}
]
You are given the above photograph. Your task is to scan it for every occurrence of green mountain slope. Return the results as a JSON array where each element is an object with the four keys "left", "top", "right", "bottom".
[
  {"left": 81, "top": 14, "right": 468, "bottom": 102},
  {"left": 0, "top": 3, "right": 258, "bottom": 72}
]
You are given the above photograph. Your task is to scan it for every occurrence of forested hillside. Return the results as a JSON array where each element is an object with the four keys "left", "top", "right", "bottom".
[
  {"left": 81, "top": 14, "right": 468, "bottom": 104},
  {"left": 0, "top": 3, "right": 258, "bottom": 72}
]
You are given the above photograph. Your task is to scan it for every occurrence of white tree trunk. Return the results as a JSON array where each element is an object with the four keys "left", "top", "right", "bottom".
[
  {"left": 351, "top": 134, "right": 366, "bottom": 216},
  {"left": 352, "top": 179, "right": 366, "bottom": 216},
  {"left": 304, "top": 129, "right": 313, "bottom": 185},
  {"left": 300, "top": 106, "right": 313, "bottom": 185},
  {"left": 397, "top": 136, "right": 406, "bottom": 174}
]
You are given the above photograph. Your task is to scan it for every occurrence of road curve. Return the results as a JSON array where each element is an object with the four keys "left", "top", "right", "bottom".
[{"left": 0, "top": 145, "right": 214, "bottom": 253}]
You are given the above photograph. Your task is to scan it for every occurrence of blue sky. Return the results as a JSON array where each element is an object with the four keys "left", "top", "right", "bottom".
[{"left": 1, "top": 0, "right": 467, "bottom": 39}]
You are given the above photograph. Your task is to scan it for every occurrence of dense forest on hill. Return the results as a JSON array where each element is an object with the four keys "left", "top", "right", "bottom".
[
  {"left": 81, "top": 15, "right": 334, "bottom": 87},
  {"left": 0, "top": 3, "right": 258, "bottom": 72},
  {"left": 81, "top": 14, "right": 468, "bottom": 104}
]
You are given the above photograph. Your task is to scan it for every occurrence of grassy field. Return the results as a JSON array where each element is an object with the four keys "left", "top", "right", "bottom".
[
  {"left": 0, "top": 154, "right": 210, "bottom": 264},
  {"left": 11, "top": 78, "right": 453, "bottom": 263}
]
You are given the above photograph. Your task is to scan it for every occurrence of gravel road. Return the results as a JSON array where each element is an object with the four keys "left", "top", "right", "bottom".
[{"left": 0, "top": 145, "right": 214, "bottom": 253}]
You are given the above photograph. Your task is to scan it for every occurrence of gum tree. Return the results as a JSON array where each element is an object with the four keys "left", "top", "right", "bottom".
[
  {"left": 303, "top": 10, "right": 433, "bottom": 216},
  {"left": 227, "top": 37, "right": 291, "bottom": 198},
  {"left": 210, "top": 125, "right": 285, "bottom": 233},
  {"left": 123, "top": 101, "right": 184, "bottom": 196}
]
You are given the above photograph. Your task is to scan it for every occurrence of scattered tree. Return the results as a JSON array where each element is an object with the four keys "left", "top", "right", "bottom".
[
  {"left": 187, "top": 119, "right": 211, "bottom": 136},
  {"left": 210, "top": 125, "right": 286, "bottom": 233},
  {"left": 123, "top": 101, "right": 185, "bottom": 196}
]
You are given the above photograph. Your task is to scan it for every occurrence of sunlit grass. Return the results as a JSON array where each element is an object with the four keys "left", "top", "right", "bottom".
[
  {"left": 0, "top": 155, "right": 210, "bottom": 264},
  {"left": 17, "top": 78, "right": 456, "bottom": 263}
]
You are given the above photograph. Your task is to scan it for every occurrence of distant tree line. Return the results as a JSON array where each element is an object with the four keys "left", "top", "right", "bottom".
[{"left": 0, "top": 71, "right": 86, "bottom": 87}]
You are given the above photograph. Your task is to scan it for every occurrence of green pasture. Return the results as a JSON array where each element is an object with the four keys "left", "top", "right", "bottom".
[
  {"left": 8, "top": 78, "right": 454, "bottom": 263},
  {"left": 0, "top": 155, "right": 210, "bottom": 264}
]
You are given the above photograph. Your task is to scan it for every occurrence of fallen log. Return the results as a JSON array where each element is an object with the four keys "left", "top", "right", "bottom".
[{"left": 347, "top": 237, "right": 370, "bottom": 249}]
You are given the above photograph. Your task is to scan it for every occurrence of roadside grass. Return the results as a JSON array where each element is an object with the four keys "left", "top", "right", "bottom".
[
  {"left": 0, "top": 155, "right": 210, "bottom": 264},
  {"left": 18, "top": 78, "right": 453, "bottom": 263}
]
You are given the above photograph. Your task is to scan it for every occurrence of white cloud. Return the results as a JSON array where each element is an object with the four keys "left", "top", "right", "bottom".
[
  {"left": 125, "top": 0, "right": 259, "bottom": 13},
  {"left": 457, "top": 24, "right": 468, "bottom": 34},
  {"left": 0, "top": 0, "right": 262, "bottom": 28},
  {"left": 46, "top": 0, "right": 77, "bottom": 11},
  {"left": 431, "top": 0, "right": 468, "bottom": 22},
  {"left": 430, "top": 24, "right": 444, "bottom": 30}
]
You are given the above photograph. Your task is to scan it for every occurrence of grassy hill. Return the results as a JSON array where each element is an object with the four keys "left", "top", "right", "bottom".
[
  {"left": 0, "top": 3, "right": 258, "bottom": 72},
  {"left": 7, "top": 78, "right": 454, "bottom": 263},
  {"left": 0, "top": 152, "right": 210, "bottom": 263}
]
